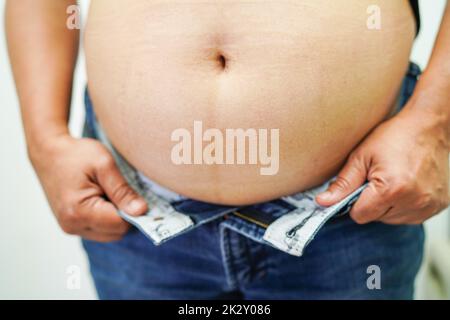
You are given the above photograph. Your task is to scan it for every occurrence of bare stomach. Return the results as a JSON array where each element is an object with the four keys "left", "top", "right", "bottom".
[{"left": 85, "top": 0, "right": 415, "bottom": 205}]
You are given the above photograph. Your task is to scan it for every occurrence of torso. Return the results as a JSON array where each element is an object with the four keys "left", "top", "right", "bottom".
[{"left": 85, "top": 0, "right": 415, "bottom": 205}]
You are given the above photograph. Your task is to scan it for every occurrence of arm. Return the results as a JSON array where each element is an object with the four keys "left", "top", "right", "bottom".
[
  {"left": 6, "top": 0, "right": 147, "bottom": 241},
  {"left": 6, "top": 0, "right": 77, "bottom": 149},
  {"left": 316, "top": 2, "right": 450, "bottom": 224},
  {"left": 411, "top": 0, "right": 450, "bottom": 140}
]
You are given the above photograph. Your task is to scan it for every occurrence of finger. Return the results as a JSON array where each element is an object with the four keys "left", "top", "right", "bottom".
[
  {"left": 349, "top": 181, "right": 392, "bottom": 224},
  {"left": 79, "top": 228, "right": 125, "bottom": 243},
  {"left": 81, "top": 196, "right": 131, "bottom": 234},
  {"left": 95, "top": 158, "right": 148, "bottom": 216},
  {"left": 316, "top": 152, "right": 368, "bottom": 206}
]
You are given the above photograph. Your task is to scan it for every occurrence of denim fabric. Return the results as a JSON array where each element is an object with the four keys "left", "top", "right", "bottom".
[
  {"left": 82, "top": 62, "right": 424, "bottom": 299},
  {"left": 83, "top": 216, "right": 424, "bottom": 299}
]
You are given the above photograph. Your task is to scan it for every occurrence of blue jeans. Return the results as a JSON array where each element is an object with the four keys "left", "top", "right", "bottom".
[{"left": 82, "top": 63, "right": 424, "bottom": 299}]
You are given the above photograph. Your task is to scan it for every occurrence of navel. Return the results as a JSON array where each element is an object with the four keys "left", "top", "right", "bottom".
[{"left": 216, "top": 52, "right": 227, "bottom": 71}]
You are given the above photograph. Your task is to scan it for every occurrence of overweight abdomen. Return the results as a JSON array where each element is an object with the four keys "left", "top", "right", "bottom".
[{"left": 84, "top": 0, "right": 415, "bottom": 205}]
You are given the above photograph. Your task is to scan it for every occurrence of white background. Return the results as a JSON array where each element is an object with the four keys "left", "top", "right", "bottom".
[{"left": 0, "top": 0, "right": 448, "bottom": 299}]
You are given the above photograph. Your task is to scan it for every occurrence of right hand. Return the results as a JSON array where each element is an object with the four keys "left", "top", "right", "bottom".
[{"left": 30, "top": 135, "right": 148, "bottom": 242}]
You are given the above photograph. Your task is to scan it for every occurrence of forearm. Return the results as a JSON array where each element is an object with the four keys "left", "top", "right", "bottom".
[
  {"left": 5, "top": 0, "right": 79, "bottom": 156},
  {"left": 406, "top": 1, "right": 450, "bottom": 147}
]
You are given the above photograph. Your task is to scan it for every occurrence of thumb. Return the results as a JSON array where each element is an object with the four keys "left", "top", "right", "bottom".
[
  {"left": 316, "top": 153, "right": 368, "bottom": 206},
  {"left": 96, "top": 159, "right": 148, "bottom": 216}
]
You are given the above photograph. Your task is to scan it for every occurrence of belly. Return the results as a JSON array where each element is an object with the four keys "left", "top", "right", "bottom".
[{"left": 85, "top": 0, "right": 415, "bottom": 205}]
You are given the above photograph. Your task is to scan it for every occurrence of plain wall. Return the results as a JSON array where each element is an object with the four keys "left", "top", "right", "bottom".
[{"left": 0, "top": 0, "right": 448, "bottom": 299}]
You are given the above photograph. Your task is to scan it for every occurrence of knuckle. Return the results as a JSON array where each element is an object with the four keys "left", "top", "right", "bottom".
[
  {"left": 57, "top": 203, "right": 83, "bottom": 233},
  {"left": 369, "top": 177, "right": 389, "bottom": 197},
  {"left": 59, "top": 215, "right": 79, "bottom": 234},
  {"left": 60, "top": 223, "right": 77, "bottom": 235},
  {"left": 333, "top": 176, "right": 352, "bottom": 191},
  {"left": 413, "top": 193, "right": 433, "bottom": 210},
  {"left": 350, "top": 211, "right": 368, "bottom": 224},
  {"left": 97, "top": 153, "right": 115, "bottom": 169},
  {"left": 112, "top": 183, "right": 135, "bottom": 203},
  {"left": 369, "top": 177, "right": 386, "bottom": 193}
]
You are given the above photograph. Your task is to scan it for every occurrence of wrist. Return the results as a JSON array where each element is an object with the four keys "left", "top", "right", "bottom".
[
  {"left": 27, "top": 128, "right": 71, "bottom": 165},
  {"left": 405, "top": 77, "right": 450, "bottom": 148}
]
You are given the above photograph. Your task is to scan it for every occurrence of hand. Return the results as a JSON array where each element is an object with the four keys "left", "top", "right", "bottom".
[
  {"left": 316, "top": 105, "right": 449, "bottom": 225},
  {"left": 30, "top": 135, "right": 148, "bottom": 241}
]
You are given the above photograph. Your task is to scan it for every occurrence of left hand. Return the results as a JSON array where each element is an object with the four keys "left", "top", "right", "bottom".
[{"left": 316, "top": 104, "right": 449, "bottom": 225}]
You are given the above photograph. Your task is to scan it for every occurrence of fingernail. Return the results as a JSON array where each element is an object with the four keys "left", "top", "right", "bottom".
[{"left": 125, "top": 199, "right": 146, "bottom": 216}]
